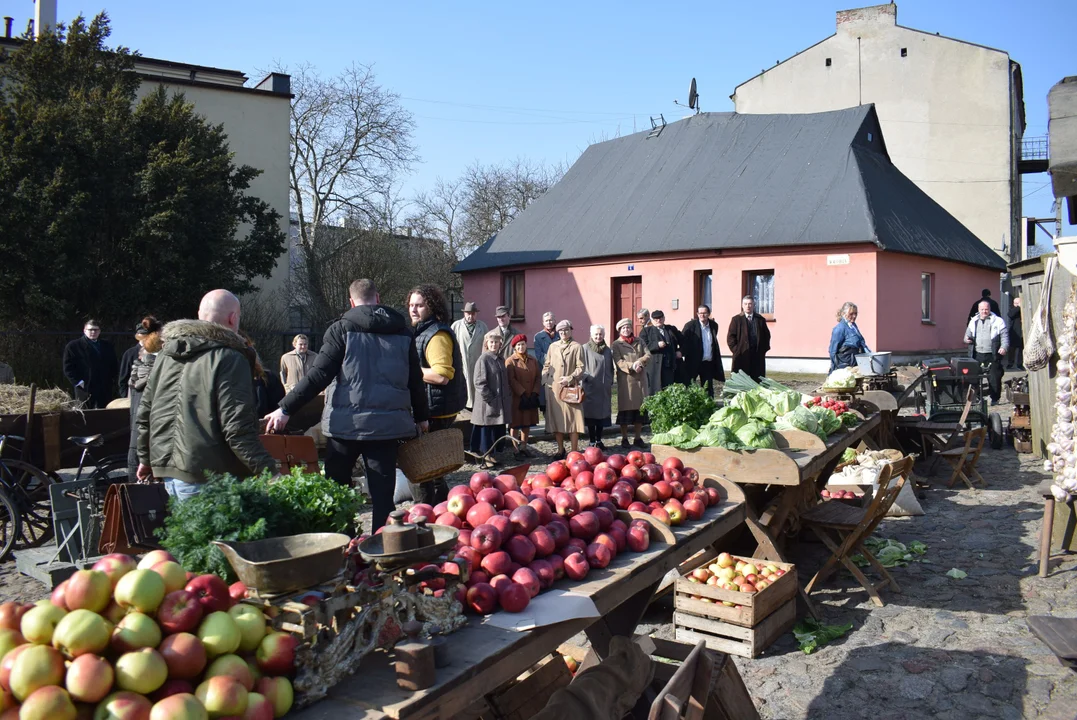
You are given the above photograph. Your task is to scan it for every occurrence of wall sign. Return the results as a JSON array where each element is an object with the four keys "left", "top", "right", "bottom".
[
  {"left": 826, "top": 254, "right": 850, "bottom": 266},
  {"left": 627, "top": 265, "right": 635, "bottom": 271}
]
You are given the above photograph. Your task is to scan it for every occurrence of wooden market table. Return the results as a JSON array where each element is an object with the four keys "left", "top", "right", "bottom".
[
  {"left": 653, "top": 409, "right": 889, "bottom": 617},
  {"left": 288, "top": 479, "right": 747, "bottom": 720}
]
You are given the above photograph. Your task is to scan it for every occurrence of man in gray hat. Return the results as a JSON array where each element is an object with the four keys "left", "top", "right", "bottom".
[
  {"left": 451, "top": 301, "right": 488, "bottom": 410},
  {"left": 494, "top": 306, "right": 519, "bottom": 360}
]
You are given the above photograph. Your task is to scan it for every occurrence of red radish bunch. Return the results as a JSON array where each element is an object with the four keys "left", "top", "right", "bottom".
[{"left": 805, "top": 396, "right": 848, "bottom": 414}]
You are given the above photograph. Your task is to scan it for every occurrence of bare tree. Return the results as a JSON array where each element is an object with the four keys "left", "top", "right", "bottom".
[{"left": 286, "top": 62, "right": 418, "bottom": 322}]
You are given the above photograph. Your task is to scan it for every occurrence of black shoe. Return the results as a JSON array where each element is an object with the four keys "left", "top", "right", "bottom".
[
  {"left": 553, "top": 450, "right": 566, "bottom": 461},
  {"left": 632, "top": 438, "right": 646, "bottom": 448},
  {"left": 596, "top": 441, "right": 607, "bottom": 451},
  {"left": 620, "top": 438, "right": 630, "bottom": 449}
]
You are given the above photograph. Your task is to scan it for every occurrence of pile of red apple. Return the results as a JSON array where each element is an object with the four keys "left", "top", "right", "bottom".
[
  {"left": 405, "top": 447, "right": 722, "bottom": 617},
  {"left": 819, "top": 489, "right": 863, "bottom": 501},
  {"left": 684, "top": 553, "right": 787, "bottom": 606},
  {"left": 0, "top": 550, "right": 296, "bottom": 720}
]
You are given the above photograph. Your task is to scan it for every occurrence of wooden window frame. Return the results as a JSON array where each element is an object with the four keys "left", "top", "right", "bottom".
[
  {"left": 921, "top": 272, "right": 934, "bottom": 324},
  {"left": 742, "top": 270, "right": 776, "bottom": 321},
  {"left": 502, "top": 271, "right": 525, "bottom": 322},
  {"left": 693, "top": 270, "right": 713, "bottom": 313}
]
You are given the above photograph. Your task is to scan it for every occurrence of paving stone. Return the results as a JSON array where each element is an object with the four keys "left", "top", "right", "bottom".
[
  {"left": 890, "top": 630, "right": 917, "bottom": 643},
  {"left": 940, "top": 667, "right": 972, "bottom": 692},
  {"left": 897, "top": 675, "right": 934, "bottom": 699},
  {"left": 1026, "top": 677, "right": 1055, "bottom": 706}
]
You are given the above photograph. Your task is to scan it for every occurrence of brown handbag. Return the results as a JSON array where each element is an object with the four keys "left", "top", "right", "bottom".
[
  {"left": 557, "top": 383, "right": 585, "bottom": 404},
  {"left": 99, "top": 483, "right": 170, "bottom": 555},
  {"left": 259, "top": 434, "right": 319, "bottom": 473}
]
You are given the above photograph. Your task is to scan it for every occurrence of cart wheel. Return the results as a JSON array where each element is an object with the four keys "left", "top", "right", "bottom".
[{"left": 989, "top": 413, "right": 1004, "bottom": 450}]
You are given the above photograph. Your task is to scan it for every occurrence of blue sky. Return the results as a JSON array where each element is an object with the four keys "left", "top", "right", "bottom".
[{"left": 41, "top": 0, "right": 1076, "bottom": 222}]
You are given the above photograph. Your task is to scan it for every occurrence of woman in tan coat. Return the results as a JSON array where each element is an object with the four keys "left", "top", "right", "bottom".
[
  {"left": 542, "top": 320, "right": 585, "bottom": 459},
  {"left": 505, "top": 333, "right": 540, "bottom": 457},
  {"left": 611, "top": 318, "right": 651, "bottom": 448}
]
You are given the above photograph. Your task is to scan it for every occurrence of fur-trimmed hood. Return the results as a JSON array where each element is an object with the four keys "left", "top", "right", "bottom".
[{"left": 161, "top": 319, "right": 253, "bottom": 363}]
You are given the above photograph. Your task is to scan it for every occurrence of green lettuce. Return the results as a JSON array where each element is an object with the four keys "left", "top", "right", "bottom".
[
  {"left": 793, "top": 619, "right": 853, "bottom": 654},
  {"left": 774, "top": 405, "right": 820, "bottom": 437},
  {"left": 651, "top": 424, "right": 702, "bottom": 449},
  {"left": 810, "top": 406, "right": 843, "bottom": 435},
  {"left": 697, "top": 425, "right": 746, "bottom": 450},
  {"left": 839, "top": 412, "right": 860, "bottom": 428},
  {"left": 730, "top": 389, "right": 777, "bottom": 423},
  {"left": 734, "top": 420, "right": 777, "bottom": 449}
]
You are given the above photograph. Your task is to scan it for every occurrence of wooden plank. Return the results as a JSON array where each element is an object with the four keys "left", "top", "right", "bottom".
[
  {"left": 773, "top": 429, "right": 827, "bottom": 453},
  {"left": 488, "top": 654, "right": 571, "bottom": 719},
  {"left": 651, "top": 444, "right": 801, "bottom": 486},
  {"left": 1027, "top": 616, "right": 1077, "bottom": 660},
  {"left": 674, "top": 598, "right": 796, "bottom": 659}
]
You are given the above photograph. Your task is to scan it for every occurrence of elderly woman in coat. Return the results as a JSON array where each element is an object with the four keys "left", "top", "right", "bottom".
[
  {"left": 471, "top": 329, "right": 513, "bottom": 456},
  {"left": 542, "top": 319, "right": 585, "bottom": 459},
  {"left": 580, "top": 325, "right": 614, "bottom": 450},
  {"left": 505, "top": 333, "right": 540, "bottom": 457},
  {"left": 611, "top": 318, "right": 651, "bottom": 448}
]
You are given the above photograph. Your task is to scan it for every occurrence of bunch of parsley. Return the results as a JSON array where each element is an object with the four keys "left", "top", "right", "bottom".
[{"left": 641, "top": 383, "right": 716, "bottom": 434}]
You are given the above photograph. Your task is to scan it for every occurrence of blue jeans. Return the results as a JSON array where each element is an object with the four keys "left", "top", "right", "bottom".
[{"left": 163, "top": 478, "right": 202, "bottom": 503}]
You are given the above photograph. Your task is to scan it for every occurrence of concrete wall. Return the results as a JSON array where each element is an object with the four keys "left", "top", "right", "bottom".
[
  {"left": 133, "top": 80, "right": 292, "bottom": 297},
  {"left": 461, "top": 246, "right": 995, "bottom": 373},
  {"left": 732, "top": 3, "right": 1017, "bottom": 260}
]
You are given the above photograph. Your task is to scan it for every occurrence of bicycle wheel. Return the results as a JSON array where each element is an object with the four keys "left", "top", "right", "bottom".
[
  {"left": 0, "top": 487, "right": 20, "bottom": 562},
  {"left": 91, "top": 455, "right": 131, "bottom": 491},
  {"left": 0, "top": 459, "right": 56, "bottom": 548}
]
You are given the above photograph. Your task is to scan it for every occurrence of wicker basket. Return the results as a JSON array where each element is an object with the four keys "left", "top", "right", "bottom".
[{"left": 397, "top": 428, "right": 465, "bottom": 483}]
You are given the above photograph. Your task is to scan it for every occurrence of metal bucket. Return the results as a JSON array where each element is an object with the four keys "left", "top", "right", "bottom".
[{"left": 854, "top": 352, "right": 892, "bottom": 376}]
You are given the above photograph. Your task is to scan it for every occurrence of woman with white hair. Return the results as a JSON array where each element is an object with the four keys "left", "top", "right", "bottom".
[
  {"left": 828, "top": 302, "right": 870, "bottom": 372},
  {"left": 542, "top": 319, "right": 585, "bottom": 459},
  {"left": 611, "top": 318, "right": 651, "bottom": 448},
  {"left": 580, "top": 324, "right": 614, "bottom": 449},
  {"left": 471, "top": 329, "right": 512, "bottom": 456}
]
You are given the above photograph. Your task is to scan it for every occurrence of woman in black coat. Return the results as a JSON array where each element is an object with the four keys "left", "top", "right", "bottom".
[{"left": 1008, "top": 298, "right": 1024, "bottom": 370}]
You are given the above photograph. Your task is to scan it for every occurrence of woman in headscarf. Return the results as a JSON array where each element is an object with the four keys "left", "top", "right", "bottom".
[
  {"left": 471, "top": 329, "right": 513, "bottom": 457},
  {"left": 127, "top": 316, "right": 163, "bottom": 482},
  {"left": 542, "top": 320, "right": 585, "bottom": 459},
  {"left": 828, "top": 302, "right": 870, "bottom": 372},
  {"left": 505, "top": 333, "right": 540, "bottom": 457},
  {"left": 611, "top": 318, "right": 651, "bottom": 448},
  {"left": 580, "top": 325, "right": 614, "bottom": 450}
]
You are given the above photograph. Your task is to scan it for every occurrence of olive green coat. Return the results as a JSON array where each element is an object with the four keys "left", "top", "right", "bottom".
[{"left": 136, "top": 320, "right": 277, "bottom": 484}]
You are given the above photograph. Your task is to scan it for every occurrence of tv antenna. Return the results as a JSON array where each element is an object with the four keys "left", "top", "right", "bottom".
[{"left": 674, "top": 78, "right": 701, "bottom": 114}]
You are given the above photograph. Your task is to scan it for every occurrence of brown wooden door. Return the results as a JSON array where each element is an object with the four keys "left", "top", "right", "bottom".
[{"left": 612, "top": 277, "right": 643, "bottom": 334}]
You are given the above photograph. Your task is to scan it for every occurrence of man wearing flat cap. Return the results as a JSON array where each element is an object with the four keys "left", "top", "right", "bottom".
[
  {"left": 493, "top": 306, "right": 519, "bottom": 361},
  {"left": 639, "top": 309, "right": 681, "bottom": 395},
  {"left": 451, "top": 301, "right": 488, "bottom": 410}
]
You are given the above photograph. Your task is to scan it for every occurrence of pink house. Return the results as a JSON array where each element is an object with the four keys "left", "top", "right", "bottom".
[{"left": 456, "top": 107, "right": 1005, "bottom": 373}]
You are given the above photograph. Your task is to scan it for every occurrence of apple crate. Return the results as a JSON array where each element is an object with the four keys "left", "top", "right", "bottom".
[{"left": 672, "top": 556, "right": 797, "bottom": 659}]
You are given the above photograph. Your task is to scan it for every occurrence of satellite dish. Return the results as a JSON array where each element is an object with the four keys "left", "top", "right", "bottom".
[{"left": 688, "top": 78, "right": 699, "bottom": 111}]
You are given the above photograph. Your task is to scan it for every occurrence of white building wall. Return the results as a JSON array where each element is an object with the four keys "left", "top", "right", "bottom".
[{"left": 732, "top": 4, "right": 1017, "bottom": 259}]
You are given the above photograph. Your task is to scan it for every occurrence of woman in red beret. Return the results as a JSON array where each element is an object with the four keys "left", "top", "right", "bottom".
[{"left": 505, "top": 333, "right": 540, "bottom": 457}]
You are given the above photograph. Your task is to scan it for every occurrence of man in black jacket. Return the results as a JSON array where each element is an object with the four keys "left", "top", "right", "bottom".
[
  {"left": 680, "top": 305, "right": 725, "bottom": 397},
  {"left": 264, "top": 279, "right": 429, "bottom": 531},
  {"left": 62, "top": 319, "right": 118, "bottom": 408},
  {"left": 726, "top": 296, "right": 771, "bottom": 381}
]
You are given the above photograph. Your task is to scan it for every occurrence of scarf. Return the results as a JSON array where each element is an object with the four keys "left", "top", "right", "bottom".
[
  {"left": 514, "top": 347, "right": 529, "bottom": 360},
  {"left": 586, "top": 340, "right": 607, "bottom": 354}
]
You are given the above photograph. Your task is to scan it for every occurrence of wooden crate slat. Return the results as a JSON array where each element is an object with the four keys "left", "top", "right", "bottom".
[
  {"left": 672, "top": 555, "right": 797, "bottom": 628},
  {"left": 487, "top": 654, "right": 572, "bottom": 719},
  {"left": 674, "top": 598, "right": 796, "bottom": 659}
]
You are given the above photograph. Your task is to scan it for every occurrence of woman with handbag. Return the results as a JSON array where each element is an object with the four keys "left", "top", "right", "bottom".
[
  {"left": 611, "top": 318, "right": 651, "bottom": 448},
  {"left": 505, "top": 334, "right": 540, "bottom": 457},
  {"left": 471, "top": 330, "right": 513, "bottom": 457},
  {"left": 581, "top": 325, "right": 614, "bottom": 450},
  {"left": 542, "top": 320, "right": 585, "bottom": 460}
]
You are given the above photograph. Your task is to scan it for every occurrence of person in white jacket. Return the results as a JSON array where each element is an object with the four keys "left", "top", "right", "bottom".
[{"left": 963, "top": 301, "right": 1008, "bottom": 405}]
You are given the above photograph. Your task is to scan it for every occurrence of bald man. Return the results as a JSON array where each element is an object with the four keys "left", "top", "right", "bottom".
[{"left": 136, "top": 289, "right": 276, "bottom": 501}]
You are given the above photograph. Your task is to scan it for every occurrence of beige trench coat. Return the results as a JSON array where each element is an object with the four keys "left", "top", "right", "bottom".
[
  {"left": 542, "top": 340, "right": 585, "bottom": 434},
  {"left": 611, "top": 338, "right": 650, "bottom": 413}
]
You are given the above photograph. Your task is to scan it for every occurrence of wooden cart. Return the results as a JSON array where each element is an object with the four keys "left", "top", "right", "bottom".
[
  {"left": 0, "top": 408, "right": 130, "bottom": 474},
  {"left": 287, "top": 478, "right": 748, "bottom": 720}
]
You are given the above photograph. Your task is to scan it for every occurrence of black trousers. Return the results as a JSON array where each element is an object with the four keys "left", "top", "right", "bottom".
[
  {"left": 973, "top": 351, "right": 1004, "bottom": 402},
  {"left": 697, "top": 360, "right": 718, "bottom": 398},
  {"left": 324, "top": 437, "right": 398, "bottom": 532}
]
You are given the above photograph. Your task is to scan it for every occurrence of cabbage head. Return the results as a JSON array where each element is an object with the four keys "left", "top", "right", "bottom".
[
  {"left": 707, "top": 406, "right": 749, "bottom": 431},
  {"left": 651, "top": 424, "right": 701, "bottom": 449},
  {"left": 697, "top": 425, "right": 746, "bottom": 450},
  {"left": 810, "top": 406, "right": 843, "bottom": 435},
  {"left": 730, "top": 390, "right": 777, "bottom": 423},
  {"left": 735, "top": 420, "right": 777, "bottom": 449}
]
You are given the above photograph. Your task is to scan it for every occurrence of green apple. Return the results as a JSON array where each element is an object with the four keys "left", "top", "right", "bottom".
[
  {"left": 254, "top": 676, "right": 293, "bottom": 718},
  {"left": 8, "top": 644, "right": 64, "bottom": 701},
  {"left": 114, "top": 570, "right": 167, "bottom": 614},
  {"left": 20, "top": 604, "right": 66, "bottom": 645},
  {"left": 227, "top": 605, "right": 267, "bottom": 654},
  {"left": 51, "top": 609, "right": 110, "bottom": 659},
  {"left": 195, "top": 675, "right": 248, "bottom": 717},
  {"left": 196, "top": 612, "right": 241, "bottom": 659},
  {"left": 114, "top": 647, "right": 168, "bottom": 695},
  {"left": 110, "top": 612, "right": 161, "bottom": 654}
]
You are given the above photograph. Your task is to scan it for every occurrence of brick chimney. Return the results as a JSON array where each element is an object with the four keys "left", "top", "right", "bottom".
[{"left": 836, "top": 3, "right": 896, "bottom": 34}]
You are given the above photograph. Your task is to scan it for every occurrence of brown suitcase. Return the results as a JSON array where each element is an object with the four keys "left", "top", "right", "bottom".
[{"left": 259, "top": 434, "right": 319, "bottom": 474}]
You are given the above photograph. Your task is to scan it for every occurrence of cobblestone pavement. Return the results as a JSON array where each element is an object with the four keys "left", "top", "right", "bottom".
[{"left": 3, "top": 375, "right": 1074, "bottom": 719}]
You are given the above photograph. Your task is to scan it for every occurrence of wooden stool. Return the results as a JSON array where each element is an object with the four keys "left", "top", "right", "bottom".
[{"left": 1038, "top": 481, "right": 1056, "bottom": 578}]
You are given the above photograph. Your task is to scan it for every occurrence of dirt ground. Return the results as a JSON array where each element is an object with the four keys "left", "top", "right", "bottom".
[{"left": 3, "top": 371, "right": 1074, "bottom": 719}]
